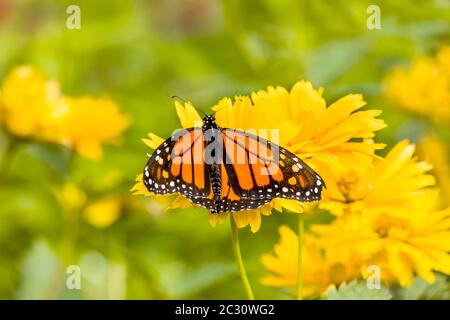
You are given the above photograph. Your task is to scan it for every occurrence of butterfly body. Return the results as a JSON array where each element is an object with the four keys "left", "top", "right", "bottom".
[{"left": 143, "top": 114, "right": 324, "bottom": 213}]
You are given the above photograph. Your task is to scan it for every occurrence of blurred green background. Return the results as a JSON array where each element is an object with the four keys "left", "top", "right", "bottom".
[{"left": 0, "top": 0, "right": 449, "bottom": 299}]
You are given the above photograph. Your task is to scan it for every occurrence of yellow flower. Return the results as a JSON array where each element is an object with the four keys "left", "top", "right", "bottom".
[
  {"left": 50, "top": 96, "right": 130, "bottom": 159},
  {"left": 133, "top": 81, "right": 386, "bottom": 232},
  {"left": 0, "top": 65, "right": 129, "bottom": 160},
  {"left": 312, "top": 197, "right": 450, "bottom": 287},
  {"left": 214, "top": 81, "right": 386, "bottom": 192},
  {"left": 0, "top": 65, "right": 61, "bottom": 138},
  {"left": 315, "top": 141, "right": 449, "bottom": 287},
  {"left": 261, "top": 226, "right": 359, "bottom": 297},
  {"left": 83, "top": 197, "right": 122, "bottom": 228},
  {"left": 320, "top": 140, "right": 436, "bottom": 216},
  {"left": 417, "top": 135, "right": 450, "bottom": 207},
  {"left": 262, "top": 140, "right": 450, "bottom": 293},
  {"left": 385, "top": 45, "right": 450, "bottom": 123}
]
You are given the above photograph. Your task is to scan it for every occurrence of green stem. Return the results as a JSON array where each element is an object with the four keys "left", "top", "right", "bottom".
[
  {"left": 43, "top": 151, "right": 80, "bottom": 300},
  {"left": 42, "top": 210, "right": 80, "bottom": 300},
  {"left": 297, "top": 214, "right": 304, "bottom": 300},
  {"left": 230, "top": 217, "right": 254, "bottom": 300},
  {"left": 0, "top": 136, "right": 17, "bottom": 178}
]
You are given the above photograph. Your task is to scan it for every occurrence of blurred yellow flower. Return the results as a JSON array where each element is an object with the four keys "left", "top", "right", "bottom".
[
  {"left": 50, "top": 96, "right": 130, "bottom": 159},
  {"left": 57, "top": 183, "right": 87, "bottom": 214},
  {"left": 133, "top": 81, "right": 386, "bottom": 232},
  {"left": 57, "top": 183, "right": 124, "bottom": 228},
  {"left": 261, "top": 226, "right": 359, "bottom": 298},
  {"left": 0, "top": 65, "right": 61, "bottom": 138},
  {"left": 0, "top": 65, "right": 130, "bottom": 160},
  {"left": 418, "top": 135, "right": 450, "bottom": 207},
  {"left": 385, "top": 45, "right": 450, "bottom": 123},
  {"left": 83, "top": 197, "right": 122, "bottom": 228}
]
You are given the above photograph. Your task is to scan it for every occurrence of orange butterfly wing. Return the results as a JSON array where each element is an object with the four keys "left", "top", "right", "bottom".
[
  {"left": 221, "top": 129, "right": 324, "bottom": 203},
  {"left": 143, "top": 128, "right": 211, "bottom": 199}
]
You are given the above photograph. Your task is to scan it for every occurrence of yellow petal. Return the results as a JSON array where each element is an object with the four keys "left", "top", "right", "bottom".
[
  {"left": 232, "top": 210, "right": 262, "bottom": 233},
  {"left": 131, "top": 174, "right": 152, "bottom": 197},
  {"left": 208, "top": 211, "right": 228, "bottom": 227},
  {"left": 142, "top": 132, "right": 165, "bottom": 150},
  {"left": 175, "top": 101, "right": 202, "bottom": 128}
]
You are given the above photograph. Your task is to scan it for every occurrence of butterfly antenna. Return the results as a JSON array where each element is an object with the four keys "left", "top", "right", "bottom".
[
  {"left": 213, "top": 104, "right": 227, "bottom": 114},
  {"left": 195, "top": 106, "right": 207, "bottom": 116},
  {"left": 171, "top": 95, "right": 207, "bottom": 116},
  {"left": 171, "top": 95, "right": 187, "bottom": 103}
]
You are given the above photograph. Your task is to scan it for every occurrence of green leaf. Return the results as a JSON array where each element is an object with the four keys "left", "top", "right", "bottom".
[
  {"left": 386, "top": 20, "right": 450, "bottom": 39},
  {"left": 26, "top": 143, "right": 71, "bottom": 174},
  {"left": 15, "top": 240, "right": 62, "bottom": 299},
  {"left": 305, "top": 38, "right": 370, "bottom": 86},
  {"left": 392, "top": 275, "right": 450, "bottom": 300},
  {"left": 79, "top": 251, "right": 126, "bottom": 300},
  {"left": 325, "top": 280, "right": 392, "bottom": 300},
  {"left": 161, "top": 263, "right": 235, "bottom": 299}
]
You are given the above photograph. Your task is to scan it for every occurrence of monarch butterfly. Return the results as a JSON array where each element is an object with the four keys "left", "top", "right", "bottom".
[{"left": 143, "top": 114, "right": 324, "bottom": 213}]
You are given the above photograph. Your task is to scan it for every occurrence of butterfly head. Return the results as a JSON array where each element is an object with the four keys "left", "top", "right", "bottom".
[{"left": 202, "top": 114, "right": 218, "bottom": 130}]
